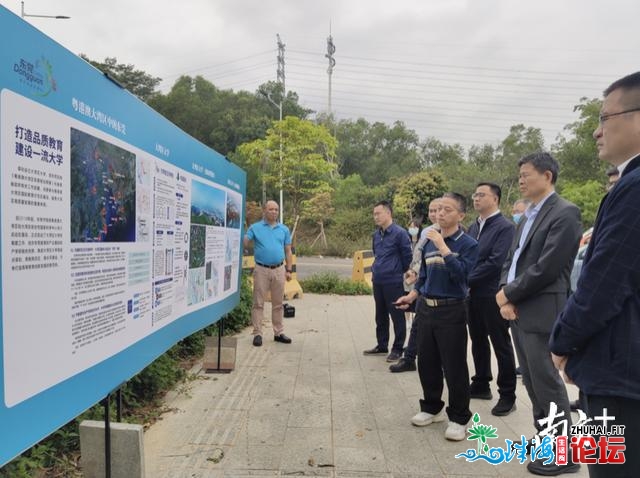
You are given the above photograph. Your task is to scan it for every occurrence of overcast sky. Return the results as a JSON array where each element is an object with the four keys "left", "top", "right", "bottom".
[{"left": 5, "top": 0, "right": 640, "bottom": 150}]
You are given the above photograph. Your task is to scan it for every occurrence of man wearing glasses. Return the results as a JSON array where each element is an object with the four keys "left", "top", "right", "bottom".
[
  {"left": 550, "top": 71, "right": 640, "bottom": 477},
  {"left": 496, "top": 152, "right": 582, "bottom": 476}
]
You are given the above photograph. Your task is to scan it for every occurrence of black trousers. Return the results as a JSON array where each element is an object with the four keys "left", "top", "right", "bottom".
[
  {"left": 415, "top": 298, "right": 471, "bottom": 425},
  {"left": 372, "top": 282, "right": 406, "bottom": 353},
  {"left": 584, "top": 394, "right": 640, "bottom": 477},
  {"left": 467, "top": 295, "right": 517, "bottom": 400}
]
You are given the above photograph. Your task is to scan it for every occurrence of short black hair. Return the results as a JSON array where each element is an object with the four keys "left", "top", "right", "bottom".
[
  {"left": 604, "top": 72, "right": 640, "bottom": 97},
  {"left": 374, "top": 200, "right": 393, "bottom": 215},
  {"left": 442, "top": 192, "right": 467, "bottom": 213},
  {"left": 517, "top": 152, "right": 560, "bottom": 185},
  {"left": 606, "top": 165, "right": 620, "bottom": 177},
  {"left": 476, "top": 182, "right": 502, "bottom": 204}
]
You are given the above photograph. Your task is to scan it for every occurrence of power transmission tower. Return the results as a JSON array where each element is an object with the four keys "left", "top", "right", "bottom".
[
  {"left": 277, "top": 34, "right": 286, "bottom": 96},
  {"left": 325, "top": 26, "right": 336, "bottom": 116}
]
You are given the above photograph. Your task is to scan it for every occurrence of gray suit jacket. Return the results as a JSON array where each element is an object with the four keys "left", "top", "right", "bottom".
[{"left": 500, "top": 193, "right": 582, "bottom": 334}]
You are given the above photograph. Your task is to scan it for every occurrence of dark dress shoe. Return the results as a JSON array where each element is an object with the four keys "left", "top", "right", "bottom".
[
  {"left": 386, "top": 351, "right": 402, "bottom": 362},
  {"left": 526, "top": 459, "right": 580, "bottom": 476},
  {"left": 253, "top": 335, "right": 262, "bottom": 347},
  {"left": 389, "top": 358, "right": 417, "bottom": 373},
  {"left": 469, "top": 385, "right": 493, "bottom": 400},
  {"left": 491, "top": 397, "right": 516, "bottom": 416},
  {"left": 363, "top": 346, "right": 388, "bottom": 355},
  {"left": 274, "top": 334, "right": 292, "bottom": 344}
]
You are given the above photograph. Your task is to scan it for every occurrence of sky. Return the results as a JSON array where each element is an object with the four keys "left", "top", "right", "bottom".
[{"left": 5, "top": 0, "right": 640, "bottom": 150}]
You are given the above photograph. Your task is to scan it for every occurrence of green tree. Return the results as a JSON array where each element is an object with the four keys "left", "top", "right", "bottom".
[
  {"left": 237, "top": 117, "right": 337, "bottom": 222},
  {"left": 325, "top": 174, "right": 385, "bottom": 247},
  {"left": 559, "top": 180, "right": 604, "bottom": 228},
  {"left": 392, "top": 170, "right": 448, "bottom": 226},
  {"left": 330, "top": 117, "right": 422, "bottom": 185},
  {"left": 495, "top": 124, "right": 546, "bottom": 206},
  {"left": 149, "top": 76, "right": 310, "bottom": 158},
  {"left": 80, "top": 55, "right": 161, "bottom": 102},
  {"left": 553, "top": 98, "right": 604, "bottom": 184},
  {"left": 301, "top": 190, "right": 334, "bottom": 248},
  {"left": 420, "top": 137, "right": 465, "bottom": 169}
]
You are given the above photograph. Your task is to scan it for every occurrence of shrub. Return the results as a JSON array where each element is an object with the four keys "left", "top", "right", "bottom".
[{"left": 300, "top": 272, "right": 372, "bottom": 295}]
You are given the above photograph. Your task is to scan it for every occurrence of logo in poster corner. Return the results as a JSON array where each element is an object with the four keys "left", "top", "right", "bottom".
[{"left": 13, "top": 56, "right": 57, "bottom": 96}]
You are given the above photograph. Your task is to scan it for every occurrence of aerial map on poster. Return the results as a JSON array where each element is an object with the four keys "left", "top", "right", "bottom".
[{"left": 0, "top": 5, "right": 245, "bottom": 467}]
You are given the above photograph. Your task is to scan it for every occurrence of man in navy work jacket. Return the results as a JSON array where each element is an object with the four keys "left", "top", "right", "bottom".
[
  {"left": 363, "top": 200, "right": 412, "bottom": 363},
  {"left": 467, "top": 182, "right": 517, "bottom": 417},
  {"left": 244, "top": 200, "right": 293, "bottom": 347},
  {"left": 395, "top": 193, "right": 478, "bottom": 442},
  {"left": 550, "top": 71, "right": 640, "bottom": 478}
]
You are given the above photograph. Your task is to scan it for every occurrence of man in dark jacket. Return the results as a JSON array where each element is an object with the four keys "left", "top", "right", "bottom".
[
  {"left": 364, "top": 200, "right": 412, "bottom": 362},
  {"left": 467, "top": 183, "right": 517, "bottom": 416},
  {"left": 550, "top": 71, "right": 640, "bottom": 478},
  {"left": 497, "top": 152, "right": 582, "bottom": 476}
]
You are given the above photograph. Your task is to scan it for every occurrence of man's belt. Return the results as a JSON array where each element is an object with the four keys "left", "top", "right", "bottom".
[
  {"left": 255, "top": 261, "right": 284, "bottom": 269},
  {"left": 423, "top": 296, "right": 467, "bottom": 307}
]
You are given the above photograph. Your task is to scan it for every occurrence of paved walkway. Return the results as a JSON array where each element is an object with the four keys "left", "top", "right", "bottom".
[{"left": 144, "top": 294, "right": 586, "bottom": 478}]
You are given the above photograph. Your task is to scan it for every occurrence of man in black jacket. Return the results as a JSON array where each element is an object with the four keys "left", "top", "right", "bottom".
[
  {"left": 550, "top": 71, "right": 640, "bottom": 478},
  {"left": 467, "top": 183, "right": 517, "bottom": 416}
]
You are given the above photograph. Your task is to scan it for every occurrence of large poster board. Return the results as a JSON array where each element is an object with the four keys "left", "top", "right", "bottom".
[{"left": 0, "top": 6, "right": 246, "bottom": 466}]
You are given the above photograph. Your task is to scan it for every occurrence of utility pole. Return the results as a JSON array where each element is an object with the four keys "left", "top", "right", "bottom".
[
  {"left": 276, "top": 34, "right": 285, "bottom": 223},
  {"left": 325, "top": 24, "right": 336, "bottom": 116},
  {"left": 262, "top": 35, "right": 286, "bottom": 223}
]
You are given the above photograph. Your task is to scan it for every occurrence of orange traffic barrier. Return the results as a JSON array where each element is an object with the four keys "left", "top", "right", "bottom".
[{"left": 351, "top": 250, "right": 374, "bottom": 287}]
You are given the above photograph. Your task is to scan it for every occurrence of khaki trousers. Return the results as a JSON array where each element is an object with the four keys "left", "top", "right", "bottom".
[{"left": 251, "top": 264, "right": 285, "bottom": 336}]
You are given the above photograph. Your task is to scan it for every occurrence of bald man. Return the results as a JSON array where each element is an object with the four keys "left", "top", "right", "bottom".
[{"left": 244, "top": 200, "right": 293, "bottom": 347}]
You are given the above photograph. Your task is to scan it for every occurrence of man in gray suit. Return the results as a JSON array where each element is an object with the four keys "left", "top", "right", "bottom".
[{"left": 496, "top": 152, "right": 582, "bottom": 476}]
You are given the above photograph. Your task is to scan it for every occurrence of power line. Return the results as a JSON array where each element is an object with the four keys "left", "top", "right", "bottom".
[{"left": 287, "top": 48, "right": 617, "bottom": 80}]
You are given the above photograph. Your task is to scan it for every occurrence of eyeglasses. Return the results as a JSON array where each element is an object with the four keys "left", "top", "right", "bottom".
[
  {"left": 599, "top": 107, "right": 640, "bottom": 124},
  {"left": 471, "top": 192, "right": 492, "bottom": 199}
]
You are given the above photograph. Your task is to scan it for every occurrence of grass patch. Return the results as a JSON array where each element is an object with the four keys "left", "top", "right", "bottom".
[{"left": 300, "top": 272, "right": 371, "bottom": 295}]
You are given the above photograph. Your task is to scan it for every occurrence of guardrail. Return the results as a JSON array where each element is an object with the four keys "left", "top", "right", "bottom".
[{"left": 351, "top": 250, "right": 374, "bottom": 287}]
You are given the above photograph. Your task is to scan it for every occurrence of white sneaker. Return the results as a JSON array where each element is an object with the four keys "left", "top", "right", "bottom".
[
  {"left": 444, "top": 420, "right": 469, "bottom": 441},
  {"left": 411, "top": 409, "right": 446, "bottom": 427}
]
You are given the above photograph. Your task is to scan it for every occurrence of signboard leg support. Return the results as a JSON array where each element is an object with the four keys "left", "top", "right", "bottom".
[
  {"left": 103, "top": 393, "right": 111, "bottom": 478},
  {"left": 116, "top": 388, "right": 123, "bottom": 422},
  {"left": 217, "top": 319, "right": 224, "bottom": 372}
]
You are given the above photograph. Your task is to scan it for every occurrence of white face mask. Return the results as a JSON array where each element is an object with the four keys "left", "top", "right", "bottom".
[{"left": 408, "top": 227, "right": 419, "bottom": 237}]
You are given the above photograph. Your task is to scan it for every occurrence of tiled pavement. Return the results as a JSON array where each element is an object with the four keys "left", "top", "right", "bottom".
[{"left": 144, "top": 294, "right": 587, "bottom": 478}]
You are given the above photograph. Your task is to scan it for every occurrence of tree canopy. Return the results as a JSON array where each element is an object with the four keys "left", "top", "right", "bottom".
[{"left": 83, "top": 56, "right": 611, "bottom": 254}]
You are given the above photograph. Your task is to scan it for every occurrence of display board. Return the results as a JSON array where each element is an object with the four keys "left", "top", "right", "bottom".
[{"left": 0, "top": 6, "right": 246, "bottom": 466}]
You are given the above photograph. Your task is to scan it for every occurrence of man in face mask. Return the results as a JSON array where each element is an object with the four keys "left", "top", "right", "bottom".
[{"left": 511, "top": 199, "right": 530, "bottom": 224}]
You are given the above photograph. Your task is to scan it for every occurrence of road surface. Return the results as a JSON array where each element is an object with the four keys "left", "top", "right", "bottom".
[{"left": 295, "top": 256, "right": 353, "bottom": 280}]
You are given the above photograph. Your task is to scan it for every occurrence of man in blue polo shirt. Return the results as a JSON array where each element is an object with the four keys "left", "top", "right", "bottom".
[
  {"left": 244, "top": 200, "right": 293, "bottom": 347},
  {"left": 395, "top": 193, "right": 478, "bottom": 442}
]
